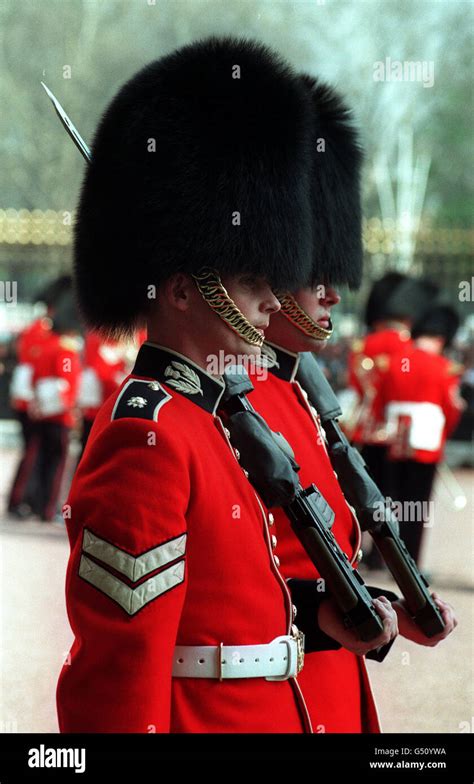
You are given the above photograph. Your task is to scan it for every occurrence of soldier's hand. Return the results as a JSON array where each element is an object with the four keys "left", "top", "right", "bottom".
[
  {"left": 394, "top": 592, "right": 458, "bottom": 647},
  {"left": 317, "top": 595, "right": 398, "bottom": 656}
]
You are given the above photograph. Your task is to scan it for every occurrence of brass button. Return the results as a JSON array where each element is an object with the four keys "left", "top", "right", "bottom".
[
  {"left": 243, "top": 469, "right": 249, "bottom": 478},
  {"left": 271, "top": 534, "right": 277, "bottom": 549},
  {"left": 292, "top": 604, "right": 297, "bottom": 620},
  {"left": 268, "top": 513, "right": 275, "bottom": 526},
  {"left": 310, "top": 405, "right": 318, "bottom": 416},
  {"left": 224, "top": 427, "right": 231, "bottom": 438},
  {"left": 356, "top": 548, "right": 363, "bottom": 564},
  {"left": 273, "top": 555, "right": 280, "bottom": 567},
  {"left": 234, "top": 448, "right": 240, "bottom": 461}
]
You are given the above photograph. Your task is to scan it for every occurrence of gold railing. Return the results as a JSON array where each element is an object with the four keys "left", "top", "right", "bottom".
[{"left": 0, "top": 209, "right": 473, "bottom": 254}]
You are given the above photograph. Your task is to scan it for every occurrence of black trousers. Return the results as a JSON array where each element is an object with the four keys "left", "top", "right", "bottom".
[
  {"left": 386, "top": 460, "right": 437, "bottom": 565},
  {"left": 360, "top": 444, "right": 390, "bottom": 496},
  {"left": 360, "top": 445, "right": 390, "bottom": 569},
  {"left": 8, "top": 410, "right": 40, "bottom": 512},
  {"left": 31, "top": 421, "right": 71, "bottom": 522}
]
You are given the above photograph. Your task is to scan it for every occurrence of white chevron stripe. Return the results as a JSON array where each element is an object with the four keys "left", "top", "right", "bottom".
[
  {"left": 78, "top": 555, "right": 185, "bottom": 615},
  {"left": 81, "top": 529, "right": 187, "bottom": 581}
]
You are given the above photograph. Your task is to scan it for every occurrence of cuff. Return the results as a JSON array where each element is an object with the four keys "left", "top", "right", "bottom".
[
  {"left": 364, "top": 585, "right": 399, "bottom": 662},
  {"left": 286, "top": 578, "right": 342, "bottom": 653}
]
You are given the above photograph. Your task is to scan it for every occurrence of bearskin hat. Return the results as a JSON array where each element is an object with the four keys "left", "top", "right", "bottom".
[
  {"left": 412, "top": 304, "right": 460, "bottom": 347},
  {"left": 382, "top": 276, "right": 439, "bottom": 324},
  {"left": 74, "top": 37, "right": 319, "bottom": 336},
  {"left": 301, "top": 75, "right": 364, "bottom": 290},
  {"left": 364, "top": 272, "right": 408, "bottom": 328}
]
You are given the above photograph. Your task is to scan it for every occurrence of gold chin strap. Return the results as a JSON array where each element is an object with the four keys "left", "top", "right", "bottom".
[
  {"left": 275, "top": 292, "right": 333, "bottom": 341},
  {"left": 192, "top": 268, "right": 264, "bottom": 348}
]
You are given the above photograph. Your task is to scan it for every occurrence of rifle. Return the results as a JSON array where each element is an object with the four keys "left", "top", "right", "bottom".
[
  {"left": 220, "top": 367, "right": 385, "bottom": 642},
  {"left": 295, "top": 352, "right": 445, "bottom": 637}
]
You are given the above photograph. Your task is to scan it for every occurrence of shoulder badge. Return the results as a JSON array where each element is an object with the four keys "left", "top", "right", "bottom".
[
  {"left": 111, "top": 378, "right": 172, "bottom": 422},
  {"left": 59, "top": 335, "right": 82, "bottom": 352},
  {"left": 164, "top": 361, "right": 203, "bottom": 396},
  {"left": 374, "top": 353, "right": 390, "bottom": 371},
  {"left": 351, "top": 338, "right": 364, "bottom": 353},
  {"left": 447, "top": 361, "right": 464, "bottom": 377}
]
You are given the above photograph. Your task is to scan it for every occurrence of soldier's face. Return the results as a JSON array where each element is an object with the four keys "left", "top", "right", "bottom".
[
  {"left": 265, "top": 284, "right": 341, "bottom": 353},
  {"left": 220, "top": 273, "right": 281, "bottom": 357},
  {"left": 151, "top": 273, "right": 280, "bottom": 373}
]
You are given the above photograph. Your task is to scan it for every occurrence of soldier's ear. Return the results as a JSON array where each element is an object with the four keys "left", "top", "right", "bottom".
[{"left": 163, "top": 273, "right": 194, "bottom": 311}]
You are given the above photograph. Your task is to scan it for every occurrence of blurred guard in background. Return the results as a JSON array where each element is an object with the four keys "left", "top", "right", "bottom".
[
  {"left": 77, "top": 332, "right": 128, "bottom": 455},
  {"left": 29, "top": 288, "right": 83, "bottom": 521},
  {"left": 348, "top": 274, "right": 438, "bottom": 569},
  {"left": 7, "top": 275, "right": 72, "bottom": 518},
  {"left": 380, "top": 304, "right": 464, "bottom": 565}
]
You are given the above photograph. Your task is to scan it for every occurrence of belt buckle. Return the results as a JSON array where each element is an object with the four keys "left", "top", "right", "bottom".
[{"left": 291, "top": 625, "right": 305, "bottom": 675}]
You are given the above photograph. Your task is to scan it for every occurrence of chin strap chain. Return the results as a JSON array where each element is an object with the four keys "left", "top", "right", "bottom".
[
  {"left": 275, "top": 292, "right": 333, "bottom": 341},
  {"left": 192, "top": 268, "right": 265, "bottom": 348}
]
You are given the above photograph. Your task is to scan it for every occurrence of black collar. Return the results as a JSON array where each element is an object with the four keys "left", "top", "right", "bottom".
[
  {"left": 261, "top": 342, "right": 300, "bottom": 382},
  {"left": 132, "top": 342, "right": 225, "bottom": 415}
]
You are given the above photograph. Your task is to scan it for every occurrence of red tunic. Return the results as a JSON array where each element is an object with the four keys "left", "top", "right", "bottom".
[
  {"left": 56, "top": 342, "right": 311, "bottom": 733},
  {"left": 10, "top": 317, "right": 53, "bottom": 411},
  {"left": 348, "top": 327, "right": 413, "bottom": 445},
  {"left": 248, "top": 342, "right": 381, "bottom": 733},
  {"left": 78, "top": 332, "right": 128, "bottom": 421},
  {"left": 31, "top": 332, "right": 82, "bottom": 427},
  {"left": 378, "top": 344, "right": 464, "bottom": 463}
]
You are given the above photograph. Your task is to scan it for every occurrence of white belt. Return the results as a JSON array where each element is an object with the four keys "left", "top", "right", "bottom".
[{"left": 172, "top": 632, "right": 305, "bottom": 681}]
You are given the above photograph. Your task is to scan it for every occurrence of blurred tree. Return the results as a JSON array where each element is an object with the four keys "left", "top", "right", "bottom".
[{"left": 0, "top": 0, "right": 472, "bottom": 236}]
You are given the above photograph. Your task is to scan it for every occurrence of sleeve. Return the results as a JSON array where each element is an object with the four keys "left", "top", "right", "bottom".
[
  {"left": 56, "top": 415, "right": 189, "bottom": 733},
  {"left": 441, "top": 369, "right": 464, "bottom": 436},
  {"left": 287, "top": 580, "right": 400, "bottom": 661},
  {"left": 364, "top": 585, "right": 399, "bottom": 663}
]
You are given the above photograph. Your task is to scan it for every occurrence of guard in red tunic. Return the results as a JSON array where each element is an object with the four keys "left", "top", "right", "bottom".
[
  {"left": 348, "top": 274, "right": 438, "bottom": 487},
  {"left": 244, "top": 77, "right": 396, "bottom": 731},
  {"left": 348, "top": 274, "right": 438, "bottom": 569},
  {"left": 7, "top": 275, "right": 72, "bottom": 517},
  {"left": 77, "top": 332, "right": 128, "bottom": 453},
  {"left": 29, "top": 289, "right": 83, "bottom": 521},
  {"left": 379, "top": 304, "right": 464, "bottom": 564},
  {"left": 55, "top": 38, "right": 351, "bottom": 733}
]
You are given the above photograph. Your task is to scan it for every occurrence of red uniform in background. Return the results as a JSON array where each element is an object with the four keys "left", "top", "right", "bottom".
[
  {"left": 248, "top": 343, "right": 395, "bottom": 733},
  {"left": 378, "top": 342, "right": 464, "bottom": 563},
  {"left": 78, "top": 333, "right": 128, "bottom": 452},
  {"left": 30, "top": 331, "right": 82, "bottom": 520},
  {"left": 10, "top": 317, "right": 53, "bottom": 412},
  {"left": 381, "top": 345, "right": 464, "bottom": 464},
  {"left": 8, "top": 317, "right": 53, "bottom": 515},
  {"left": 348, "top": 326, "right": 413, "bottom": 450}
]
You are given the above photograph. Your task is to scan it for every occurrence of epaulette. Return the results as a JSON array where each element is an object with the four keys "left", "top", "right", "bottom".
[
  {"left": 59, "top": 335, "right": 82, "bottom": 352},
  {"left": 351, "top": 338, "right": 365, "bottom": 353},
  {"left": 447, "top": 361, "right": 464, "bottom": 377},
  {"left": 111, "top": 378, "right": 172, "bottom": 422},
  {"left": 374, "top": 353, "right": 389, "bottom": 371}
]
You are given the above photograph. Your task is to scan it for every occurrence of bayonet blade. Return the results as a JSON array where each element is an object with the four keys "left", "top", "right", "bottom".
[{"left": 41, "top": 81, "right": 91, "bottom": 163}]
